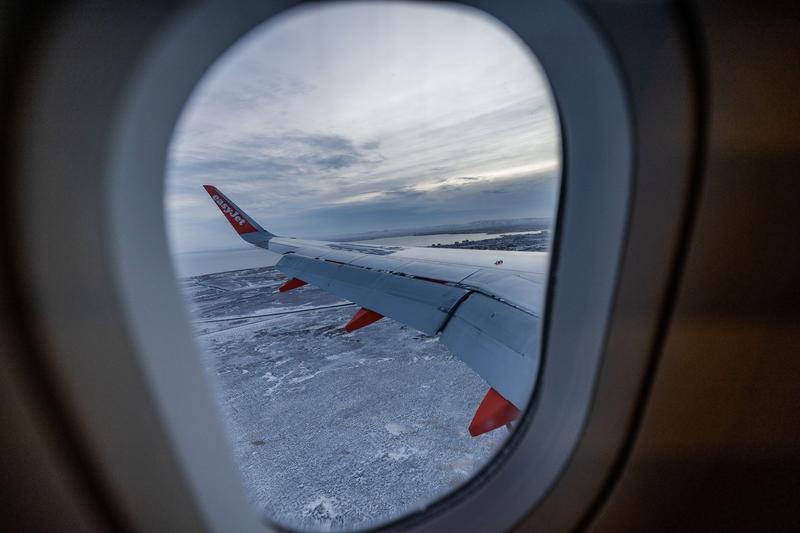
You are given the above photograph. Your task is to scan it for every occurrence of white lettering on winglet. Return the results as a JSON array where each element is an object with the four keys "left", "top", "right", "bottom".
[{"left": 211, "top": 193, "right": 246, "bottom": 226}]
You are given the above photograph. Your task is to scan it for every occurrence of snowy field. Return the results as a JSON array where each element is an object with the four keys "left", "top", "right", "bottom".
[{"left": 180, "top": 266, "right": 508, "bottom": 530}]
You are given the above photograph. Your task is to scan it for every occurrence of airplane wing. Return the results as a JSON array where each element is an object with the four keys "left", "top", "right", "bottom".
[{"left": 203, "top": 185, "right": 546, "bottom": 435}]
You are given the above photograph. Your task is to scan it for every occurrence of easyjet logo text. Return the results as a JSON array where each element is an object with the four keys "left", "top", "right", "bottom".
[{"left": 212, "top": 194, "right": 247, "bottom": 226}]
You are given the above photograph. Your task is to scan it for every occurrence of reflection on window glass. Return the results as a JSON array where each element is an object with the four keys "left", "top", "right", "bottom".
[{"left": 165, "top": 2, "right": 560, "bottom": 530}]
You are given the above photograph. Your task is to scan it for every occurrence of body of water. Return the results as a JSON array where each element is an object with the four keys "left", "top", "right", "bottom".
[
  {"left": 173, "top": 231, "right": 541, "bottom": 277},
  {"left": 355, "top": 231, "right": 539, "bottom": 247}
]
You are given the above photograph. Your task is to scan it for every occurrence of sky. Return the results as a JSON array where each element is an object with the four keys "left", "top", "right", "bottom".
[{"left": 165, "top": 2, "right": 560, "bottom": 253}]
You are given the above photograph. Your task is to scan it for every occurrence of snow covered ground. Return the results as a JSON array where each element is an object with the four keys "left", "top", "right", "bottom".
[{"left": 180, "top": 266, "right": 508, "bottom": 530}]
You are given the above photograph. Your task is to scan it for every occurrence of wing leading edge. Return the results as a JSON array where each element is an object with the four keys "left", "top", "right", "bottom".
[{"left": 203, "top": 186, "right": 545, "bottom": 436}]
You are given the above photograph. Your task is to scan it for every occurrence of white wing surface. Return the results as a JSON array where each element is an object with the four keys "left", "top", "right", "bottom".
[{"left": 203, "top": 185, "right": 546, "bottom": 435}]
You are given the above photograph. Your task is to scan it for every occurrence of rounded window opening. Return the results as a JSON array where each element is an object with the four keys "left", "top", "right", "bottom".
[{"left": 165, "top": 2, "right": 561, "bottom": 530}]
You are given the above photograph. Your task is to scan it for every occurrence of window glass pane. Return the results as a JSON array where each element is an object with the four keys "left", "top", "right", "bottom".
[{"left": 166, "top": 2, "right": 560, "bottom": 530}]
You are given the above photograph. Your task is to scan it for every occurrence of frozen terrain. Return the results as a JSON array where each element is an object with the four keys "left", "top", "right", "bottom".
[{"left": 181, "top": 266, "right": 508, "bottom": 530}]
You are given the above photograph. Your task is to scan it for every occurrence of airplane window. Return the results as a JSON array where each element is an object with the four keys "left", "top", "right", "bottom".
[{"left": 165, "top": 2, "right": 560, "bottom": 530}]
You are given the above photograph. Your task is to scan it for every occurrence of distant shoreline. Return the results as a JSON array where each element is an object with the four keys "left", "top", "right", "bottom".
[
  {"left": 428, "top": 230, "right": 549, "bottom": 252},
  {"left": 329, "top": 218, "right": 551, "bottom": 242},
  {"left": 411, "top": 223, "right": 549, "bottom": 237}
]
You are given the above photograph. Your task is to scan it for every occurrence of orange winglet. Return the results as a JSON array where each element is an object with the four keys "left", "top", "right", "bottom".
[
  {"left": 279, "top": 278, "right": 307, "bottom": 292},
  {"left": 468, "top": 388, "right": 521, "bottom": 437},
  {"left": 202, "top": 184, "right": 260, "bottom": 235},
  {"left": 344, "top": 308, "right": 384, "bottom": 332}
]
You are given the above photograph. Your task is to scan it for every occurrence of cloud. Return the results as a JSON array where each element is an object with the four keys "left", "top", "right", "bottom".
[
  {"left": 303, "top": 153, "right": 360, "bottom": 170},
  {"left": 292, "top": 133, "right": 357, "bottom": 152},
  {"left": 303, "top": 169, "right": 559, "bottom": 233},
  {"left": 165, "top": 2, "right": 561, "bottom": 252},
  {"left": 169, "top": 130, "right": 384, "bottom": 191},
  {"left": 361, "top": 140, "right": 381, "bottom": 150}
]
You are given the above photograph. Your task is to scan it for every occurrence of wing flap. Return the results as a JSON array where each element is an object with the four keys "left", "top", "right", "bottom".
[
  {"left": 460, "top": 268, "right": 544, "bottom": 315},
  {"left": 391, "top": 260, "right": 480, "bottom": 283},
  {"left": 348, "top": 254, "right": 417, "bottom": 272},
  {"left": 278, "top": 254, "right": 469, "bottom": 335},
  {"left": 440, "top": 293, "right": 540, "bottom": 408}
]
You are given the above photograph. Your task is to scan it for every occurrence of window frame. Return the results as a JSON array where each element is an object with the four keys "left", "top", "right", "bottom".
[{"left": 11, "top": 1, "right": 696, "bottom": 531}]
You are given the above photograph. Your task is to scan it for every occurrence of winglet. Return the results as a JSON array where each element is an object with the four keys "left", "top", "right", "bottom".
[
  {"left": 203, "top": 185, "right": 271, "bottom": 236},
  {"left": 203, "top": 185, "right": 274, "bottom": 249}
]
